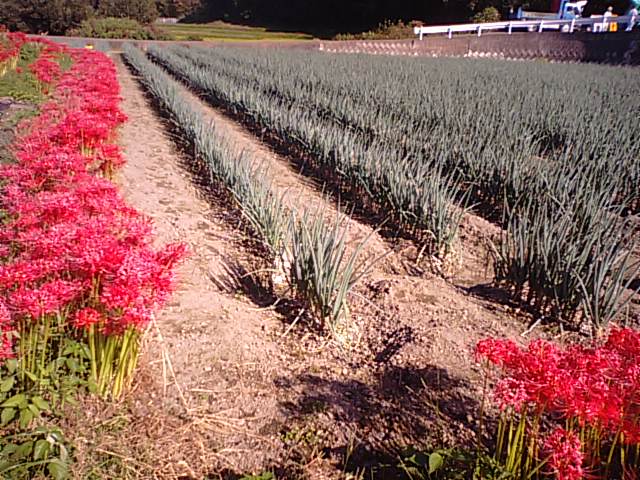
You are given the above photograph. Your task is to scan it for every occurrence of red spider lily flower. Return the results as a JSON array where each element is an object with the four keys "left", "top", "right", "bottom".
[
  {"left": 0, "top": 300, "right": 14, "bottom": 360},
  {"left": 73, "top": 307, "right": 103, "bottom": 329},
  {"left": 117, "top": 304, "right": 153, "bottom": 332},
  {"left": 9, "top": 279, "right": 85, "bottom": 319},
  {"left": 29, "top": 56, "right": 62, "bottom": 84},
  {"left": 0, "top": 258, "right": 67, "bottom": 289},
  {"left": 475, "top": 338, "right": 520, "bottom": 366},
  {"left": 544, "top": 428, "right": 584, "bottom": 480}
]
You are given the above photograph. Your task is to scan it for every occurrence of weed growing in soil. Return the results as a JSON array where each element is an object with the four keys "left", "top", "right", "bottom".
[{"left": 0, "top": 342, "right": 88, "bottom": 479}]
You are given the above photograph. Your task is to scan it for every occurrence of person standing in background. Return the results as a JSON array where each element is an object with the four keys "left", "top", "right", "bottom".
[
  {"left": 626, "top": 0, "right": 639, "bottom": 30},
  {"left": 603, "top": 5, "right": 615, "bottom": 31}
]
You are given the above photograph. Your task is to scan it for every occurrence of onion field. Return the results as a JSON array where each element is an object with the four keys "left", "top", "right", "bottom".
[
  {"left": 4, "top": 28, "right": 639, "bottom": 477},
  {"left": 145, "top": 44, "right": 640, "bottom": 331}
]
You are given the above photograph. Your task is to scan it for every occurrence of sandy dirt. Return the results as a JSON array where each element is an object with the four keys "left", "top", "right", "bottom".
[{"left": 92, "top": 55, "right": 547, "bottom": 479}]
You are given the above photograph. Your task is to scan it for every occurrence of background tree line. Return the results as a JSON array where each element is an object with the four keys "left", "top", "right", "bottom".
[
  {"left": 193, "top": 0, "right": 634, "bottom": 31},
  {"left": 187, "top": 1, "right": 554, "bottom": 31},
  {"left": 0, "top": 0, "right": 632, "bottom": 36},
  {"left": 0, "top": 0, "right": 199, "bottom": 34}
]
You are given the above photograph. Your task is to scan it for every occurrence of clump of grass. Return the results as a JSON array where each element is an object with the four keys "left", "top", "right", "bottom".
[{"left": 237, "top": 174, "right": 288, "bottom": 260}]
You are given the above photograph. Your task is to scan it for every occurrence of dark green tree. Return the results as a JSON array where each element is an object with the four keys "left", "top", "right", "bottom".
[
  {"left": 156, "top": 0, "right": 201, "bottom": 17},
  {"left": 96, "top": 0, "right": 159, "bottom": 24},
  {"left": 188, "top": 0, "right": 532, "bottom": 31},
  {"left": 0, "top": 0, "right": 93, "bottom": 34}
]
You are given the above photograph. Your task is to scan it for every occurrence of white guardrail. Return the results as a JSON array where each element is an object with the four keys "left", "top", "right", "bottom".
[{"left": 414, "top": 15, "right": 637, "bottom": 39}]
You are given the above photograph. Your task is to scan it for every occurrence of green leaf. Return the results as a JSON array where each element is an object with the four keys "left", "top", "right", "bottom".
[
  {"left": 48, "top": 458, "right": 69, "bottom": 480},
  {"left": 5, "top": 359, "right": 17, "bottom": 374},
  {"left": 33, "top": 439, "right": 50, "bottom": 461},
  {"left": 0, "top": 376, "right": 14, "bottom": 392},
  {"left": 27, "top": 403, "right": 40, "bottom": 417},
  {"left": 58, "top": 443, "right": 69, "bottom": 463},
  {"left": 88, "top": 378, "right": 98, "bottom": 394},
  {"left": 1, "top": 443, "right": 18, "bottom": 456},
  {"left": 1, "top": 407, "right": 16, "bottom": 426},
  {"left": 31, "top": 396, "right": 50, "bottom": 411},
  {"left": 47, "top": 430, "right": 64, "bottom": 443},
  {"left": 19, "top": 407, "right": 34, "bottom": 429},
  {"left": 429, "top": 452, "right": 444, "bottom": 474},
  {"left": 15, "top": 441, "right": 33, "bottom": 460},
  {"left": 65, "top": 358, "right": 79, "bottom": 373},
  {"left": 406, "top": 452, "right": 428, "bottom": 468},
  {"left": 1, "top": 393, "right": 26, "bottom": 408},
  {"left": 0, "top": 461, "right": 12, "bottom": 473}
]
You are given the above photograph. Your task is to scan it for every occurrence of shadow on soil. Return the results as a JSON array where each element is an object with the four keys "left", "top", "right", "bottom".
[
  {"left": 464, "top": 282, "right": 521, "bottom": 310},
  {"left": 276, "top": 364, "right": 480, "bottom": 479}
]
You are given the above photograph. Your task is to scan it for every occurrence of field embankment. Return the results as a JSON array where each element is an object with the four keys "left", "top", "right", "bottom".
[{"left": 320, "top": 30, "right": 640, "bottom": 64}]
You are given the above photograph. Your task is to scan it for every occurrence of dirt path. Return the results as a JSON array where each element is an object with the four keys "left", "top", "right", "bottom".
[{"left": 109, "top": 55, "right": 295, "bottom": 477}]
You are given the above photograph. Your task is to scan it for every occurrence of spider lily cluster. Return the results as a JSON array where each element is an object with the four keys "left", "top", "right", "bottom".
[
  {"left": 0, "top": 39, "right": 185, "bottom": 399},
  {"left": 28, "top": 50, "right": 62, "bottom": 90},
  {"left": 0, "top": 30, "right": 25, "bottom": 77},
  {"left": 476, "top": 329, "right": 640, "bottom": 479}
]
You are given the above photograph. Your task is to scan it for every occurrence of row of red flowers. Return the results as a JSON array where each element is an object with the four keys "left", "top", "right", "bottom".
[
  {"left": 28, "top": 40, "right": 64, "bottom": 86},
  {"left": 0, "top": 38, "right": 185, "bottom": 396},
  {"left": 0, "top": 30, "right": 26, "bottom": 70},
  {"left": 477, "top": 327, "right": 640, "bottom": 479}
]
